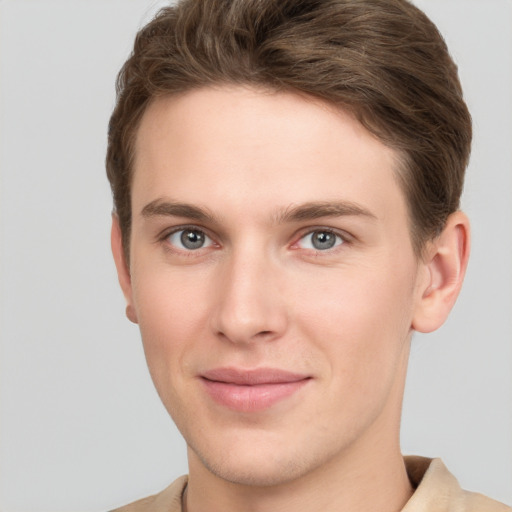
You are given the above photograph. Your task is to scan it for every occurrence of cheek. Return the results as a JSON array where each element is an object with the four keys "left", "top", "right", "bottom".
[
  {"left": 131, "top": 268, "right": 211, "bottom": 391},
  {"left": 292, "top": 263, "right": 415, "bottom": 385},
  {"left": 133, "top": 263, "right": 211, "bottom": 333}
]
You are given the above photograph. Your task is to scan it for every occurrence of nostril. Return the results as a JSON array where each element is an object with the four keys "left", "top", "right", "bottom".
[{"left": 255, "top": 330, "right": 274, "bottom": 338}]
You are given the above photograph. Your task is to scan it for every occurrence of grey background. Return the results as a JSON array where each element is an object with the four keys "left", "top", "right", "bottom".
[{"left": 0, "top": 1, "right": 511, "bottom": 510}]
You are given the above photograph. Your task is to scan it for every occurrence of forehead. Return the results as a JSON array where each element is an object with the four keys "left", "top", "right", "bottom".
[{"left": 132, "top": 86, "right": 405, "bottom": 223}]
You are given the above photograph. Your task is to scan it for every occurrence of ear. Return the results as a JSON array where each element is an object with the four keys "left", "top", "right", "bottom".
[
  {"left": 111, "top": 214, "right": 138, "bottom": 324},
  {"left": 412, "top": 211, "right": 470, "bottom": 333}
]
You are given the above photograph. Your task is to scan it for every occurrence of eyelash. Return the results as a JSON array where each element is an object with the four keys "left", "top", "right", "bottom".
[
  {"left": 292, "top": 228, "right": 347, "bottom": 252},
  {"left": 158, "top": 225, "right": 350, "bottom": 255},
  {"left": 159, "top": 225, "right": 216, "bottom": 253}
]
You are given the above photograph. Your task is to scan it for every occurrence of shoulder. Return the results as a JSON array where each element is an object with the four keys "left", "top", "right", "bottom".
[
  {"left": 109, "top": 475, "right": 188, "bottom": 512},
  {"left": 403, "top": 456, "right": 511, "bottom": 512},
  {"left": 461, "top": 490, "right": 512, "bottom": 512}
]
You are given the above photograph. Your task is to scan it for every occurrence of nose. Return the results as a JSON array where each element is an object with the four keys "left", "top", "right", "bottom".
[{"left": 210, "top": 249, "right": 288, "bottom": 345}]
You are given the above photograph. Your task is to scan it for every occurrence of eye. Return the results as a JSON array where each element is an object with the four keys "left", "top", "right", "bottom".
[
  {"left": 297, "top": 230, "right": 344, "bottom": 251},
  {"left": 166, "top": 228, "right": 214, "bottom": 251}
]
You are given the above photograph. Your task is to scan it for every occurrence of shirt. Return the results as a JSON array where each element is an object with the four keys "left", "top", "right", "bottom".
[{"left": 110, "top": 456, "right": 511, "bottom": 512}]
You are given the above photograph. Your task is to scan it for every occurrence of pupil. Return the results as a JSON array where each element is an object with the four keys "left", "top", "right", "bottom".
[
  {"left": 312, "top": 231, "right": 336, "bottom": 250},
  {"left": 181, "top": 230, "right": 205, "bottom": 249}
]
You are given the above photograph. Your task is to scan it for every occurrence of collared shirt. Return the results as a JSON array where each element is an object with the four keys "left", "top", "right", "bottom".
[{"left": 110, "top": 457, "right": 511, "bottom": 511}]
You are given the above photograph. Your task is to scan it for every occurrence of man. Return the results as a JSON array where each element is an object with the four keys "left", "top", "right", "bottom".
[{"left": 106, "top": 0, "right": 511, "bottom": 510}]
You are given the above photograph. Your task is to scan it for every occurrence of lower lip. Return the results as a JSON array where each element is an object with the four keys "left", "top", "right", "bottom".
[{"left": 201, "top": 378, "right": 310, "bottom": 412}]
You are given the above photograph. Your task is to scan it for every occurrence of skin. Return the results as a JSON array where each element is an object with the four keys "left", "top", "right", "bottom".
[{"left": 112, "top": 86, "right": 470, "bottom": 512}]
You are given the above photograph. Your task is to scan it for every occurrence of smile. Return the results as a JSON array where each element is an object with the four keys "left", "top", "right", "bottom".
[{"left": 200, "top": 367, "right": 311, "bottom": 412}]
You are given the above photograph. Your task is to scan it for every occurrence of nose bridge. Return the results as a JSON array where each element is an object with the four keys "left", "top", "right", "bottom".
[{"left": 211, "top": 243, "right": 287, "bottom": 344}]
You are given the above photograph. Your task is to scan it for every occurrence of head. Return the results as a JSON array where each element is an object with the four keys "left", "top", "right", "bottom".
[
  {"left": 106, "top": 0, "right": 472, "bottom": 260},
  {"left": 107, "top": 0, "right": 471, "bottom": 491}
]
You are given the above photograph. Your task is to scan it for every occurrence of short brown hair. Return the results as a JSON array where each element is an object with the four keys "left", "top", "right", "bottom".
[{"left": 106, "top": 0, "right": 472, "bottom": 258}]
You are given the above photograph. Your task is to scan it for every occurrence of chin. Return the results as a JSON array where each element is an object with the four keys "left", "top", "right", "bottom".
[
  {"left": 196, "top": 449, "right": 310, "bottom": 487},
  {"left": 187, "top": 428, "right": 334, "bottom": 488}
]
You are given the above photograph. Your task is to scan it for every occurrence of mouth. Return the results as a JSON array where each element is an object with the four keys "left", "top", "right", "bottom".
[{"left": 200, "top": 367, "right": 311, "bottom": 412}]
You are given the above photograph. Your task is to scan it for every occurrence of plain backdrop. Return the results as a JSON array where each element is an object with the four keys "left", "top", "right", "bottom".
[{"left": 0, "top": 1, "right": 511, "bottom": 510}]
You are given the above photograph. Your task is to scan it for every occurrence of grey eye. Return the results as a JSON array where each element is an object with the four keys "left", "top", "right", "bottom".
[
  {"left": 167, "top": 229, "right": 213, "bottom": 250},
  {"left": 181, "top": 229, "right": 205, "bottom": 249},
  {"left": 298, "top": 230, "right": 343, "bottom": 251}
]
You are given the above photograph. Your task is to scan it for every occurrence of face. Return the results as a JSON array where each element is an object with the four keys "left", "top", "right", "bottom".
[{"left": 116, "top": 86, "right": 431, "bottom": 486}]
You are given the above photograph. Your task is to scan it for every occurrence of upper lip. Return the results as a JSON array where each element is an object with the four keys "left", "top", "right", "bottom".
[{"left": 201, "top": 367, "right": 310, "bottom": 385}]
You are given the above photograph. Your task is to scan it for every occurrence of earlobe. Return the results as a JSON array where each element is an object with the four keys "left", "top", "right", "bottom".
[
  {"left": 111, "top": 215, "right": 139, "bottom": 324},
  {"left": 412, "top": 211, "right": 470, "bottom": 333},
  {"left": 125, "top": 304, "right": 138, "bottom": 324}
]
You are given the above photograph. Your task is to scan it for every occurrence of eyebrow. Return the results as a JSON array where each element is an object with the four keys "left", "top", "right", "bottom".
[
  {"left": 275, "top": 201, "right": 377, "bottom": 223},
  {"left": 141, "top": 199, "right": 217, "bottom": 222},
  {"left": 141, "top": 198, "right": 376, "bottom": 224}
]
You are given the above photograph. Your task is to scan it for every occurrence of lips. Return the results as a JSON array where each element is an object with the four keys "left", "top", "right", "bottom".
[{"left": 200, "top": 367, "right": 311, "bottom": 412}]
